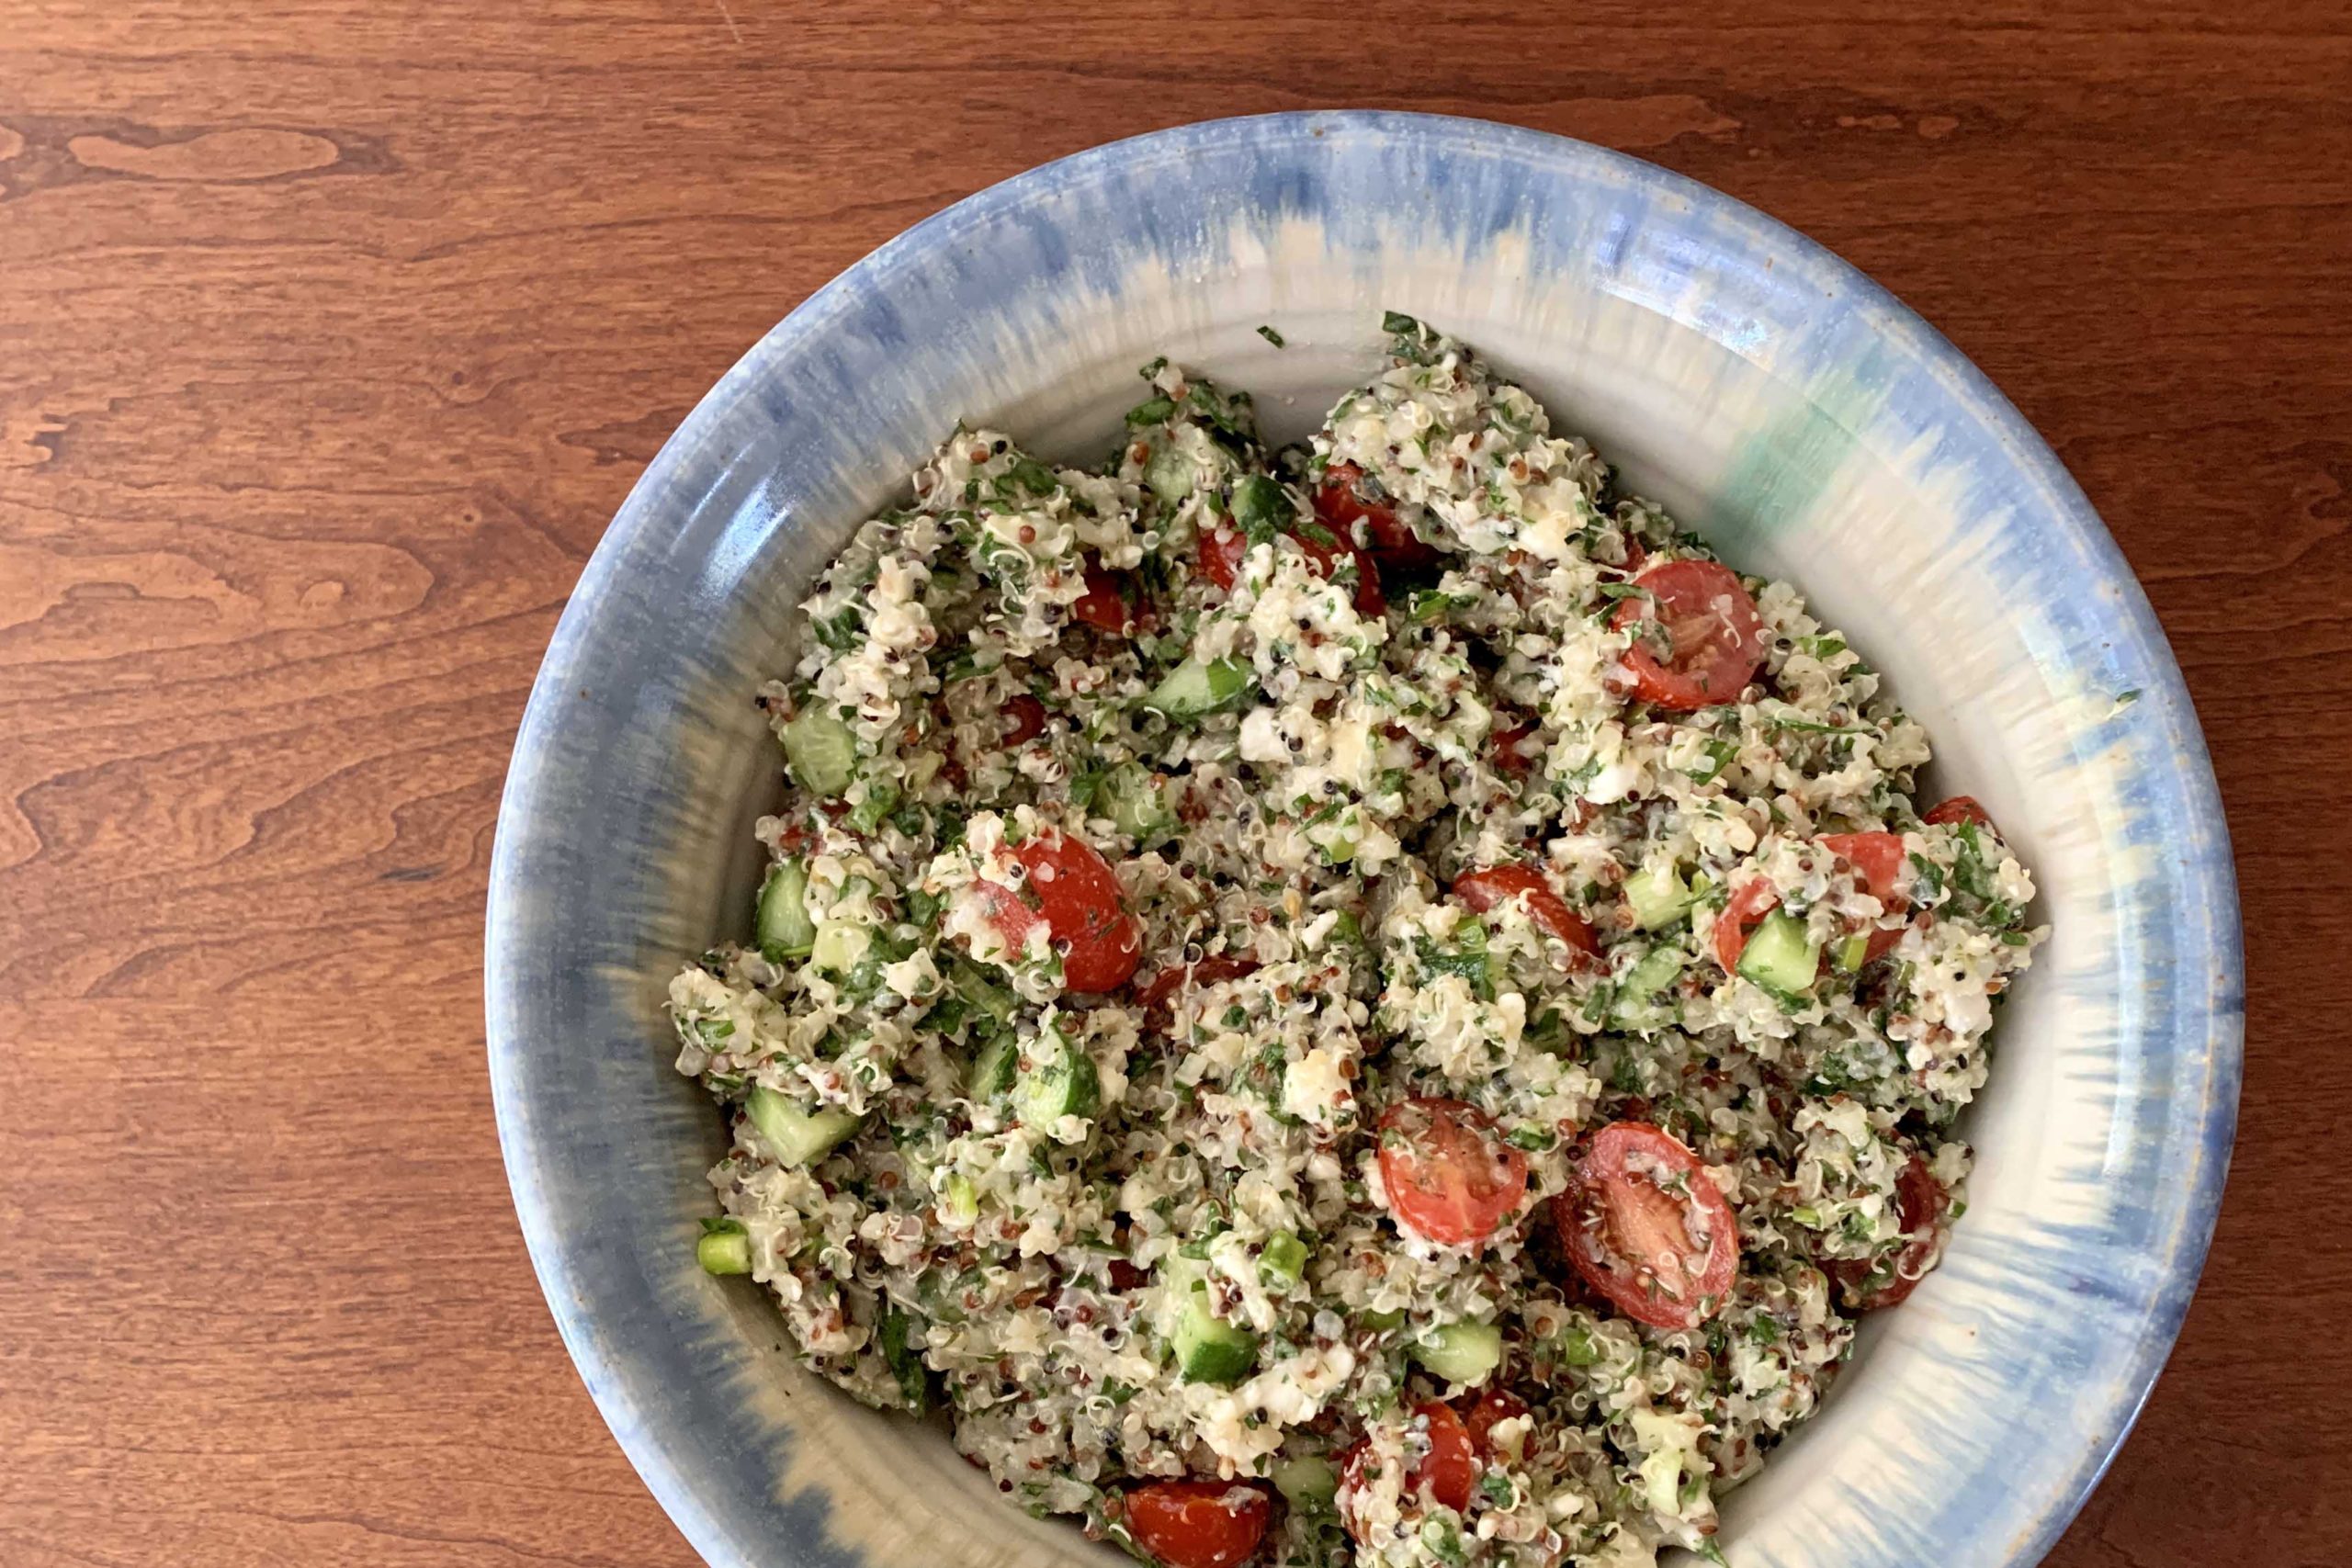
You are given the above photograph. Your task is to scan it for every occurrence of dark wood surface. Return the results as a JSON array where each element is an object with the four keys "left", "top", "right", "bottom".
[{"left": 4, "top": 3, "right": 2346, "bottom": 1563}]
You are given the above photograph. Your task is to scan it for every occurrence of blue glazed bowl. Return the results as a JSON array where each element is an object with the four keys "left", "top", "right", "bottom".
[{"left": 487, "top": 112, "right": 2242, "bottom": 1568}]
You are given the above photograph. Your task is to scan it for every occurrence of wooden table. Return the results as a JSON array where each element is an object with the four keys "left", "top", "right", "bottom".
[{"left": 4, "top": 3, "right": 2344, "bottom": 1563}]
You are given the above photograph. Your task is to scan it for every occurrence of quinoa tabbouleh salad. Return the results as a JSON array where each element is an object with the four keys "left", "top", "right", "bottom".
[{"left": 669, "top": 314, "right": 2042, "bottom": 1568}]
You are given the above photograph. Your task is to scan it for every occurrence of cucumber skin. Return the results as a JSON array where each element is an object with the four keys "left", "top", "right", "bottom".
[
  {"left": 968, "top": 1034, "right": 1018, "bottom": 1100},
  {"left": 1172, "top": 1302, "right": 1258, "bottom": 1385},
  {"left": 746, "top": 1086, "right": 863, "bottom": 1165},
  {"left": 1412, "top": 1321, "right": 1504, "bottom": 1385},
  {"left": 1102, "top": 762, "right": 1175, "bottom": 842},
  {"left": 1611, "top": 945, "right": 1689, "bottom": 1028},
  {"left": 1230, "top": 473, "right": 1289, "bottom": 537},
  {"left": 756, "top": 860, "right": 817, "bottom": 960},
  {"left": 782, "top": 707, "right": 857, "bottom": 797},
  {"left": 1623, "top": 862, "right": 1696, "bottom": 931},
  {"left": 1145, "top": 657, "right": 1253, "bottom": 721},
  {"left": 696, "top": 1229, "right": 753, "bottom": 1275},
  {"left": 1272, "top": 1454, "right": 1338, "bottom": 1506},
  {"left": 1014, "top": 1045, "right": 1102, "bottom": 1129},
  {"left": 1737, "top": 909, "right": 1822, "bottom": 998}
]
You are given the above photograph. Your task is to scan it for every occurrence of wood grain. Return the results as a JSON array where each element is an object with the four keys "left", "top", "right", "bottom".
[{"left": 2, "top": 2, "right": 2346, "bottom": 1563}]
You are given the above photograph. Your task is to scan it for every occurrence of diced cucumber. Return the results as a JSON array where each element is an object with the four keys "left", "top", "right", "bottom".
[
  {"left": 1620, "top": 945, "right": 1687, "bottom": 1000},
  {"left": 951, "top": 963, "right": 1018, "bottom": 1028},
  {"left": 1359, "top": 1307, "right": 1408, "bottom": 1333},
  {"left": 1146, "top": 442, "right": 1194, "bottom": 502},
  {"left": 1611, "top": 946, "right": 1688, "bottom": 1029},
  {"left": 782, "top": 706, "right": 857, "bottom": 798},
  {"left": 1145, "top": 656, "right": 1253, "bottom": 721},
  {"left": 939, "top": 1172, "right": 980, "bottom": 1226},
  {"left": 1623, "top": 861, "right": 1697, "bottom": 931},
  {"left": 1411, "top": 1321, "right": 1503, "bottom": 1386},
  {"left": 1229, "top": 472, "right": 1289, "bottom": 539},
  {"left": 1272, "top": 1454, "right": 1338, "bottom": 1508},
  {"left": 756, "top": 859, "right": 817, "bottom": 960},
  {"left": 1258, "top": 1232, "right": 1308, "bottom": 1290},
  {"left": 1737, "top": 909, "right": 1822, "bottom": 998},
  {"left": 745, "top": 1086, "right": 863, "bottom": 1165},
  {"left": 696, "top": 1224, "right": 752, "bottom": 1275},
  {"left": 1013, "top": 1042, "right": 1102, "bottom": 1129},
  {"left": 967, "top": 1033, "right": 1018, "bottom": 1100},
  {"left": 1101, "top": 762, "right": 1175, "bottom": 843},
  {"left": 1168, "top": 1259, "right": 1258, "bottom": 1386},
  {"left": 810, "top": 919, "right": 871, "bottom": 975}
]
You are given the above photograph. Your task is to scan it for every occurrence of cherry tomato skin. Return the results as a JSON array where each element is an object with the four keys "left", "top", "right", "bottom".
[
  {"left": 1412, "top": 1402, "right": 1479, "bottom": 1513},
  {"left": 1714, "top": 877, "right": 1780, "bottom": 972},
  {"left": 1002, "top": 829, "right": 1144, "bottom": 992},
  {"left": 1135, "top": 955, "right": 1261, "bottom": 1012},
  {"left": 1001, "top": 694, "right": 1047, "bottom": 746},
  {"left": 1453, "top": 864, "right": 1600, "bottom": 960},
  {"left": 1923, "top": 795, "right": 1995, "bottom": 830},
  {"left": 1554, "top": 1122, "right": 1739, "bottom": 1330},
  {"left": 1338, "top": 1403, "right": 1478, "bottom": 1545},
  {"left": 1072, "top": 562, "right": 1141, "bottom": 633},
  {"left": 1461, "top": 1389, "right": 1531, "bottom": 1459},
  {"left": 1489, "top": 718, "right": 1540, "bottom": 778},
  {"left": 1817, "top": 831, "right": 1905, "bottom": 899},
  {"left": 1198, "top": 527, "right": 1247, "bottom": 593},
  {"left": 1611, "top": 560, "right": 1767, "bottom": 711},
  {"left": 1289, "top": 523, "right": 1386, "bottom": 616},
  {"left": 1818, "top": 830, "right": 1908, "bottom": 963},
  {"left": 1828, "top": 1155, "right": 1948, "bottom": 1310},
  {"left": 1201, "top": 513, "right": 1384, "bottom": 615},
  {"left": 1375, "top": 1099, "right": 1530, "bottom": 1247},
  {"left": 1318, "top": 460, "right": 1441, "bottom": 570},
  {"left": 1125, "top": 1480, "right": 1272, "bottom": 1568}
]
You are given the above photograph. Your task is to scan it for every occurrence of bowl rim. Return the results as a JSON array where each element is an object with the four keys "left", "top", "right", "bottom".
[{"left": 488, "top": 108, "right": 2243, "bottom": 1568}]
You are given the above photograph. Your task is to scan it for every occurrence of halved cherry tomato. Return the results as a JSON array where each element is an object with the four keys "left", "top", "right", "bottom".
[
  {"left": 1073, "top": 561, "right": 1144, "bottom": 633},
  {"left": 1376, "top": 1098, "right": 1528, "bottom": 1247},
  {"left": 1488, "top": 718, "right": 1540, "bottom": 778},
  {"left": 1198, "top": 526, "right": 1248, "bottom": 593},
  {"left": 981, "top": 829, "right": 1144, "bottom": 991},
  {"left": 1826, "top": 1155, "right": 1949, "bottom": 1311},
  {"left": 1818, "top": 830, "right": 1908, "bottom": 964},
  {"left": 1001, "top": 694, "right": 1047, "bottom": 746},
  {"left": 1125, "top": 1479, "right": 1271, "bottom": 1568},
  {"left": 1460, "top": 1389, "right": 1531, "bottom": 1460},
  {"left": 1611, "top": 560, "right": 1766, "bottom": 711},
  {"left": 1923, "top": 795, "right": 1994, "bottom": 830},
  {"left": 1453, "top": 864, "right": 1599, "bottom": 961},
  {"left": 1289, "top": 517, "right": 1386, "bottom": 616},
  {"left": 1713, "top": 877, "right": 1780, "bottom": 972},
  {"left": 1339, "top": 1401, "right": 1477, "bottom": 1542},
  {"left": 1199, "top": 517, "right": 1385, "bottom": 615},
  {"left": 1318, "top": 460, "right": 1441, "bottom": 570},
  {"left": 1553, "top": 1122, "right": 1738, "bottom": 1330},
  {"left": 1134, "top": 954, "right": 1261, "bottom": 1012}
]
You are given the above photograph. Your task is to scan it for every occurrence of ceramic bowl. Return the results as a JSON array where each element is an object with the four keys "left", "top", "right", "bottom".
[{"left": 487, "top": 111, "right": 2242, "bottom": 1568}]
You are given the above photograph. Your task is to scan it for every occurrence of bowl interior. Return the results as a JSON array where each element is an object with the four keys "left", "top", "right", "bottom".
[{"left": 489, "top": 113, "right": 2239, "bottom": 1568}]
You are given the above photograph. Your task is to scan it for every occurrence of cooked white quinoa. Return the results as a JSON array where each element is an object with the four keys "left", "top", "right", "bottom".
[{"left": 670, "top": 316, "right": 2042, "bottom": 1568}]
